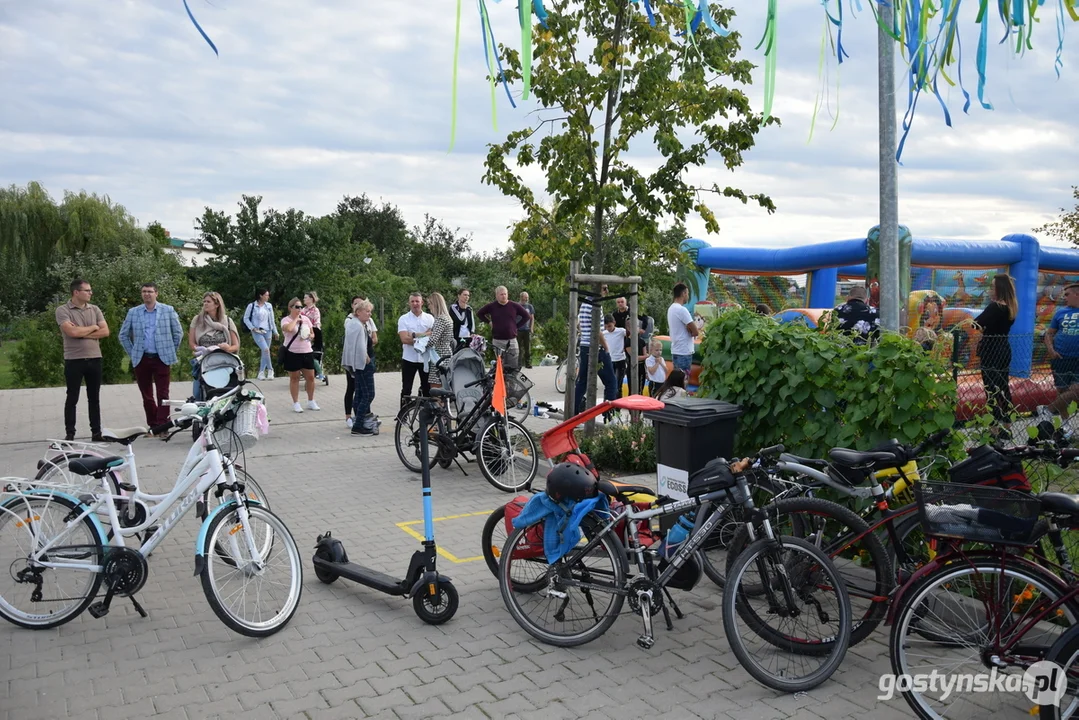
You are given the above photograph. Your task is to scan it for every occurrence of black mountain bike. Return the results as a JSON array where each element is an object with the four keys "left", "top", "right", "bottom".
[{"left": 394, "top": 355, "right": 538, "bottom": 492}]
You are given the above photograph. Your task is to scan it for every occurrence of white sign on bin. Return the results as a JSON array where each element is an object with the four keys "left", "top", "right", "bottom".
[{"left": 657, "top": 463, "right": 688, "bottom": 501}]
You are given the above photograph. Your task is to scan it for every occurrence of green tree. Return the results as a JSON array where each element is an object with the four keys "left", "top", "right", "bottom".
[
  {"left": 1035, "top": 186, "right": 1079, "bottom": 245},
  {"left": 483, "top": 0, "right": 775, "bottom": 414}
]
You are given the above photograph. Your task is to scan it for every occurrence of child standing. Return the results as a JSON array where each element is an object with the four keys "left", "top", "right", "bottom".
[
  {"left": 645, "top": 338, "right": 667, "bottom": 397},
  {"left": 602, "top": 315, "right": 627, "bottom": 399}
]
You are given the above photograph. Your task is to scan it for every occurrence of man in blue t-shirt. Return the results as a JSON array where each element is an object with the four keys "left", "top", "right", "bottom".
[{"left": 1038, "top": 284, "right": 1079, "bottom": 429}]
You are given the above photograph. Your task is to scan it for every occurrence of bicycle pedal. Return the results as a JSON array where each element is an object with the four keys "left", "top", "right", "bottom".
[
  {"left": 88, "top": 602, "right": 110, "bottom": 619},
  {"left": 636, "top": 634, "right": 655, "bottom": 650}
]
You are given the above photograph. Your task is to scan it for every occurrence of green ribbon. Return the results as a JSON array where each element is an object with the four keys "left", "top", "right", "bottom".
[
  {"left": 521, "top": 0, "right": 533, "bottom": 100},
  {"left": 449, "top": 0, "right": 463, "bottom": 151},
  {"left": 755, "top": 0, "right": 778, "bottom": 120}
]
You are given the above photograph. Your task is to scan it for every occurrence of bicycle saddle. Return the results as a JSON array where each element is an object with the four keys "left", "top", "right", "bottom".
[
  {"left": 597, "top": 479, "right": 656, "bottom": 499},
  {"left": 101, "top": 426, "right": 149, "bottom": 445},
  {"left": 1039, "top": 492, "right": 1079, "bottom": 519},
  {"left": 828, "top": 448, "right": 900, "bottom": 468},
  {"left": 67, "top": 456, "right": 125, "bottom": 477}
]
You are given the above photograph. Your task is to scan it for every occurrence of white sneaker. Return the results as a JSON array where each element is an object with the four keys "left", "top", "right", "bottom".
[
  {"left": 307, "top": 400, "right": 321, "bottom": 411},
  {"left": 345, "top": 417, "right": 354, "bottom": 429},
  {"left": 266, "top": 371, "right": 275, "bottom": 381},
  {"left": 257, "top": 370, "right": 266, "bottom": 381},
  {"left": 293, "top": 402, "right": 303, "bottom": 413}
]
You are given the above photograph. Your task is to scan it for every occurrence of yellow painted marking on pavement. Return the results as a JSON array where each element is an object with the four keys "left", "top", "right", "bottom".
[{"left": 395, "top": 510, "right": 493, "bottom": 564}]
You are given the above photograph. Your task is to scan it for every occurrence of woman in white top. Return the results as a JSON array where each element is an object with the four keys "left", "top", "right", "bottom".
[{"left": 280, "top": 297, "right": 319, "bottom": 413}]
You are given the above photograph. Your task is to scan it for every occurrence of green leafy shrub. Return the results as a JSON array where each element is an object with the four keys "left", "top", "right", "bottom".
[
  {"left": 697, "top": 309, "right": 957, "bottom": 458},
  {"left": 11, "top": 312, "right": 66, "bottom": 387},
  {"left": 535, "top": 318, "right": 569, "bottom": 361},
  {"left": 578, "top": 422, "right": 656, "bottom": 474}
]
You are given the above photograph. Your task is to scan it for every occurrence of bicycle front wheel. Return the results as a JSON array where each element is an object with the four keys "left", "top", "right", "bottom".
[
  {"left": 507, "top": 389, "right": 532, "bottom": 424},
  {"left": 555, "top": 362, "right": 567, "bottom": 394},
  {"left": 890, "top": 557, "right": 1079, "bottom": 719},
  {"left": 1040, "top": 624, "right": 1079, "bottom": 719},
  {"left": 477, "top": 418, "right": 537, "bottom": 492},
  {"left": 199, "top": 504, "right": 303, "bottom": 637},
  {"left": 499, "top": 519, "right": 625, "bottom": 647},
  {"left": 0, "top": 494, "right": 105, "bottom": 629},
  {"left": 723, "top": 535, "right": 852, "bottom": 693}
]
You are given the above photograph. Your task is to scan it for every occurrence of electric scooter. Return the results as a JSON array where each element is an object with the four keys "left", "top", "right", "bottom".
[{"left": 312, "top": 389, "right": 459, "bottom": 624}]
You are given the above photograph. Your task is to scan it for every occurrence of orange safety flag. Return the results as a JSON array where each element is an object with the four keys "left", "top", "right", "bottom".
[{"left": 492, "top": 354, "right": 507, "bottom": 416}]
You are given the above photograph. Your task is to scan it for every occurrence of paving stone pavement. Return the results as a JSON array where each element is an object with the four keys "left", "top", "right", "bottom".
[{"left": 0, "top": 367, "right": 915, "bottom": 719}]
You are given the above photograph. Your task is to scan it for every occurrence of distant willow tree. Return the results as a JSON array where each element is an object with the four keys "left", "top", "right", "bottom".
[{"left": 483, "top": 0, "right": 776, "bottom": 413}]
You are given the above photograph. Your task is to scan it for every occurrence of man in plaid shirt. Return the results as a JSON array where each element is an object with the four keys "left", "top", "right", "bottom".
[{"left": 119, "top": 282, "right": 184, "bottom": 428}]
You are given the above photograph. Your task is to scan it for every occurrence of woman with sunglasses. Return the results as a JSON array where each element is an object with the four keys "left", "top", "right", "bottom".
[{"left": 281, "top": 297, "right": 319, "bottom": 413}]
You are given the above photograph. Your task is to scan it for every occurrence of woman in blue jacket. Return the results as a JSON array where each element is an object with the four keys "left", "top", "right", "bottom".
[{"left": 243, "top": 288, "right": 279, "bottom": 380}]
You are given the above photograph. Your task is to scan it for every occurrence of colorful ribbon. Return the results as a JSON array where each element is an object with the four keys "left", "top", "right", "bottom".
[{"left": 183, "top": 0, "right": 218, "bottom": 56}]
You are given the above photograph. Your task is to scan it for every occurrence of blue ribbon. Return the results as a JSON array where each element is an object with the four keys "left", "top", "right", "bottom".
[
  {"left": 183, "top": 0, "right": 218, "bottom": 56},
  {"left": 478, "top": 0, "right": 518, "bottom": 109},
  {"left": 532, "top": 0, "right": 549, "bottom": 27}
]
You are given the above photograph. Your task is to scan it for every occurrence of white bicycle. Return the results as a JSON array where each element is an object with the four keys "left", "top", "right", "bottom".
[{"left": 0, "top": 385, "right": 302, "bottom": 637}]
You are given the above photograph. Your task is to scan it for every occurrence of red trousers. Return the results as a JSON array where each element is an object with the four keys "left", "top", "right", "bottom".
[{"left": 134, "top": 355, "right": 171, "bottom": 427}]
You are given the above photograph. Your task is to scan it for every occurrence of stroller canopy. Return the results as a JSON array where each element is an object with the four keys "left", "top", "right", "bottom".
[
  {"left": 198, "top": 350, "right": 245, "bottom": 398},
  {"left": 446, "top": 347, "right": 486, "bottom": 416}
]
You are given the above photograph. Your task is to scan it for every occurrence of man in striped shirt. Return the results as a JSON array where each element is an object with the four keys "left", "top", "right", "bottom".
[{"left": 574, "top": 283, "right": 617, "bottom": 414}]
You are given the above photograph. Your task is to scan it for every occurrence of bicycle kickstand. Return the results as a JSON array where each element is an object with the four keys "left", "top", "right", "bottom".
[{"left": 662, "top": 587, "right": 684, "bottom": 621}]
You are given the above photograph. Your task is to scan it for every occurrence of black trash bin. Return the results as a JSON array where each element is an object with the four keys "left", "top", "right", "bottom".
[{"left": 644, "top": 397, "right": 742, "bottom": 527}]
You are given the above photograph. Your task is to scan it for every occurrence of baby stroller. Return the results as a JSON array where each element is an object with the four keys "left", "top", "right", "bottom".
[
  {"left": 442, "top": 346, "right": 487, "bottom": 419},
  {"left": 191, "top": 350, "right": 245, "bottom": 440}
]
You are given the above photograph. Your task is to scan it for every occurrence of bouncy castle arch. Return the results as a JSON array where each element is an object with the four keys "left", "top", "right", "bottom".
[{"left": 680, "top": 232, "right": 1079, "bottom": 378}]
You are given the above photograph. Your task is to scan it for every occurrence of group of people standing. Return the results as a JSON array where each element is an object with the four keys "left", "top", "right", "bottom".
[{"left": 394, "top": 286, "right": 536, "bottom": 405}]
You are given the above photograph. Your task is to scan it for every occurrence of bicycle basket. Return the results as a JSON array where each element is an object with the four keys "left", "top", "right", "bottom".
[
  {"left": 915, "top": 481, "right": 1041, "bottom": 545},
  {"left": 212, "top": 400, "right": 260, "bottom": 456},
  {"left": 504, "top": 371, "right": 534, "bottom": 401}
]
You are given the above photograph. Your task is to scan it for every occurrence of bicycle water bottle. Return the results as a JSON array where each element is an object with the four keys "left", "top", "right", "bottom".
[{"left": 656, "top": 511, "right": 695, "bottom": 560}]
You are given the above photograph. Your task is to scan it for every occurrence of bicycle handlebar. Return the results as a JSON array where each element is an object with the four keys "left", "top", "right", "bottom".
[
  {"left": 758, "top": 444, "right": 785, "bottom": 459},
  {"left": 911, "top": 428, "right": 951, "bottom": 457}
]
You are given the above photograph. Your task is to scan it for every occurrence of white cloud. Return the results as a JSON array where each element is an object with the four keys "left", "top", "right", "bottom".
[{"left": 0, "top": 0, "right": 1076, "bottom": 264}]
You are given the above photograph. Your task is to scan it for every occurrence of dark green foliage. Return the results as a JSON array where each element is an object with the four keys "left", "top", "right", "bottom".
[
  {"left": 578, "top": 422, "right": 656, "bottom": 473},
  {"left": 696, "top": 310, "right": 957, "bottom": 457}
]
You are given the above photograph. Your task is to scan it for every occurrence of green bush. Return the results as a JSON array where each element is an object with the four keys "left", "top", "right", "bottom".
[
  {"left": 578, "top": 422, "right": 656, "bottom": 474},
  {"left": 535, "top": 318, "right": 570, "bottom": 362},
  {"left": 697, "top": 309, "right": 957, "bottom": 458},
  {"left": 11, "top": 312, "right": 66, "bottom": 387}
]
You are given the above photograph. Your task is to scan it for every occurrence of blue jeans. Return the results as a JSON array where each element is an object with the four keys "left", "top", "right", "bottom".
[
  {"left": 352, "top": 364, "right": 376, "bottom": 418},
  {"left": 251, "top": 331, "right": 273, "bottom": 375},
  {"left": 672, "top": 354, "right": 693, "bottom": 375},
  {"left": 574, "top": 346, "right": 616, "bottom": 413}
]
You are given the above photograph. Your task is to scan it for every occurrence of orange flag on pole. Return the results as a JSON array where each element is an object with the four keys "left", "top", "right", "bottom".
[{"left": 492, "top": 354, "right": 507, "bottom": 416}]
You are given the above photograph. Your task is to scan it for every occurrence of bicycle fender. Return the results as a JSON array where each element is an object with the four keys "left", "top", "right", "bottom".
[
  {"left": 193, "top": 497, "right": 264, "bottom": 576},
  {"left": 1, "top": 489, "right": 108, "bottom": 545}
]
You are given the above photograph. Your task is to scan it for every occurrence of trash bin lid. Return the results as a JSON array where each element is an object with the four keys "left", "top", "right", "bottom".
[{"left": 643, "top": 396, "right": 742, "bottom": 427}]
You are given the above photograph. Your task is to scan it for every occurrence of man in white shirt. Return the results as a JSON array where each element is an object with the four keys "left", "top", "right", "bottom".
[
  {"left": 398, "top": 292, "right": 434, "bottom": 403},
  {"left": 666, "top": 282, "right": 699, "bottom": 376}
]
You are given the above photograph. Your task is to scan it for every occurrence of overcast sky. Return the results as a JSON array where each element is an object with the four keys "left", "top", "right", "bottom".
[{"left": 1, "top": 1, "right": 1076, "bottom": 257}]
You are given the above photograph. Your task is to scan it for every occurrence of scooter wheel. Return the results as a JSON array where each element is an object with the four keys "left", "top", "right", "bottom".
[
  {"left": 413, "top": 580, "right": 459, "bottom": 625},
  {"left": 313, "top": 546, "right": 340, "bottom": 584}
]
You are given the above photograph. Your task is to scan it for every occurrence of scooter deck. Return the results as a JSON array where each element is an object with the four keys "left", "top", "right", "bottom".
[{"left": 312, "top": 557, "right": 408, "bottom": 596}]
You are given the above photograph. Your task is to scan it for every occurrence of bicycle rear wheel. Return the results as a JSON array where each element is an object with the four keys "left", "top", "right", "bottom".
[
  {"left": 1040, "top": 624, "right": 1079, "bottom": 719},
  {"left": 477, "top": 418, "right": 537, "bottom": 492},
  {"left": 555, "top": 361, "right": 567, "bottom": 394},
  {"left": 499, "top": 519, "right": 625, "bottom": 647},
  {"left": 0, "top": 494, "right": 105, "bottom": 629},
  {"left": 722, "top": 535, "right": 851, "bottom": 693},
  {"left": 890, "top": 557, "right": 1079, "bottom": 719},
  {"left": 199, "top": 504, "right": 303, "bottom": 637},
  {"left": 482, "top": 504, "right": 508, "bottom": 578},
  {"left": 394, "top": 400, "right": 435, "bottom": 474}
]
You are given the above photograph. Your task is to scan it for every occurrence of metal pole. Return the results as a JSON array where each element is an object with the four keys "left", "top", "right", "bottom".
[
  {"left": 629, "top": 284, "right": 639, "bottom": 397},
  {"left": 565, "top": 261, "right": 580, "bottom": 417},
  {"left": 877, "top": 3, "right": 901, "bottom": 332}
]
